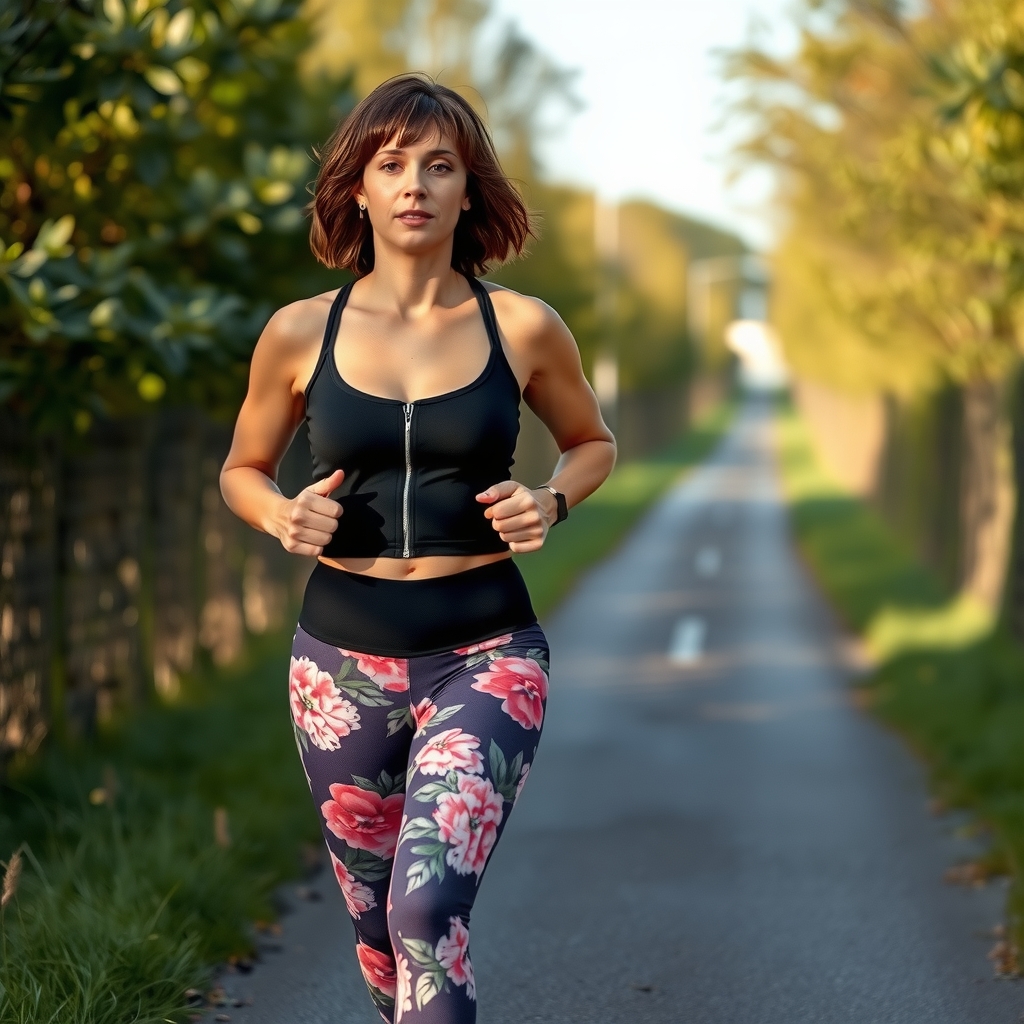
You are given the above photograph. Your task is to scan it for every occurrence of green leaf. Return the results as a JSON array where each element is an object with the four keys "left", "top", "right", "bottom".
[
  {"left": 405, "top": 858, "right": 435, "bottom": 894},
  {"left": 400, "top": 817, "right": 438, "bottom": 843},
  {"left": 525, "top": 648, "right": 550, "bottom": 671},
  {"left": 344, "top": 848, "right": 392, "bottom": 881},
  {"left": 415, "top": 969, "right": 445, "bottom": 1009},
  {"left": 387, "top": 707, "right": 414, "bottom": 736},
  {"left": 411, "top": 781, "right": 456, "bottom": 804},
  {"left": 337, "top": 675, "right": 393, "bottom": 707},
  {"left": 489, "top": 739, "right": 508, "bottom": 784},
  {"left": 291, "top": 719, "right": 308, "bottom": 754},
  {"left": 384, "top": 769, "right": 406, "bottom": 796},
  {"left": 401, "top": 936, "right": 440, "bottom": 969},
  {"left": 144, "top": 66, "right": 183, "bottom": 95},
  {"left": 426, "top": 703, "right": 464, "bottom": 728},
  {"left": 409, "top": 841, "right": 446, "bottom": 857},
  {"left": 350, "top": 774, "right": 386, "bottom": 797}
]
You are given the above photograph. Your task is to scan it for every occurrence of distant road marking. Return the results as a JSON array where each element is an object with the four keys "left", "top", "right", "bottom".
[
  {"left": 669, "top": 616, "right": 706, "bottom": 665},
  {"left": 695, "top": 546, "right": 721, "bottom": 578}
]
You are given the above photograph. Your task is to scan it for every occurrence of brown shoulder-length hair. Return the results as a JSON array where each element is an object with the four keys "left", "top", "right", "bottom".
[{"left": 309, "top": 74, "right": 533, "bottom": 278}]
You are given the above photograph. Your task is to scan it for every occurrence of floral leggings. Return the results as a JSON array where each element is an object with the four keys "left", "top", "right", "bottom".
[{"left": 288, "top": 622, "right": 549, "bottom": 1024}]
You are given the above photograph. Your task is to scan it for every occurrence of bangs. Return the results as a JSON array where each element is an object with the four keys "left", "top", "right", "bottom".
[{"left": 364, "top": 93, "right": 468, "bottom": 163}]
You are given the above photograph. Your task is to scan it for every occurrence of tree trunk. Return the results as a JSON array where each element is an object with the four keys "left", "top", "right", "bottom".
[
  {"left": 959, "top": 378, "right": 1015, "bottom": 614},
  {"left": 0, "top": 418, "right": 56, "bottom": 765}
]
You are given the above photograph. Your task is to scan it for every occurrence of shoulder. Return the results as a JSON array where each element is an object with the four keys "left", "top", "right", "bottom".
[
  {"left": 481, "top": 282, "right": 573, "bottom": 355},
  {"left": 258, "top": 289, "right": 339, "bottom": 356},
  {"left": 249, "top": 288, "right": 342, "bottom": 395}
]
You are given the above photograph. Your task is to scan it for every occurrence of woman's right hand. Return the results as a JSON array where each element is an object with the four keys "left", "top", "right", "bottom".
[{"left": 273, "top": 468, "right": 345, "bottom": 556}]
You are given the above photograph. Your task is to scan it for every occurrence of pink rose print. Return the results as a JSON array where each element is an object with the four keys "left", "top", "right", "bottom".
[
  {"left": 356, "top": 942, "right": 396, "bottom": 999},
  {"left": 454, "top": 633, "right": 513, "bottom": 656},
  {"left": 471, "top": 656, "right": 548, "bottom": 730},
  {"left": 395, "top": 950, "right": 413, "bottom": 1022},
  {"left": 432, "top": 773, "right": 504, "bottom": 878},
  {"left": 412, "top": 698, "right": 438, "bottom": 733},
  {"left": 413, "top": 729, "right": 485, "bottom": 777},
  {"left": 321, "top": 783, "right": 404, "bottom": 859},
  {"left": 435, "top": 916, "right": 476, "bottom": 999},
  {"left": 329, "top": 850, "right": 377, "bottom": 919},
  {"left": 289, "top": 656, "right": 361, "bottom": 750},
  {"left": 340, "top": 650, "right": 409, "bottom": 692}
]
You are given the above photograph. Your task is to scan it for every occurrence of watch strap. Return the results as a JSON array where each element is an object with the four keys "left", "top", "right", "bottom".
[{"left": 540, "top": 485, "right": 568, "bottom": 525}]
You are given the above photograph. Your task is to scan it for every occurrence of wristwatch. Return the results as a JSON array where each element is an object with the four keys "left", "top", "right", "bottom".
[{"left": 539, "top": 485, "right": 568, "bottom": 525}]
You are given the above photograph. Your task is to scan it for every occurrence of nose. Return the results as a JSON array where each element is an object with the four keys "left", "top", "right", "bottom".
[{"left": 403, "top": 170, "right": 427, "bottom": 198}]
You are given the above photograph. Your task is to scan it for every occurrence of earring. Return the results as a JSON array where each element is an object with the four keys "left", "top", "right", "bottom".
[{"left": 358, "top": 202, "right": 366, "bottom": 219}]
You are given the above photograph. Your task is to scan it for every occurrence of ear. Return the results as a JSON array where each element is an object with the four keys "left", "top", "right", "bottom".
[{"left": 461, "top": 196, "right": 471, "bottom": 211}]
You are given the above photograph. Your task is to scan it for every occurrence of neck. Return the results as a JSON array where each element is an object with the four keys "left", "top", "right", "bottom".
[{"left": 359, "top": 237, "right": 468, "bottom": 317}]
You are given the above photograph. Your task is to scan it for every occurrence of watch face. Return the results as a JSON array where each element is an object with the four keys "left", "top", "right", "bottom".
[{"left": 555, "top": 491, "right": 568, "bottom": 523}]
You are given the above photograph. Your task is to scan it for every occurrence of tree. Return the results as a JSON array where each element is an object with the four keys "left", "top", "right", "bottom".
[
  {"left": 0, "top": 0, "right": 348, "bottom": 433},
  {"left": 727, "top": 0, "right": 1024, "bottom": 394}
]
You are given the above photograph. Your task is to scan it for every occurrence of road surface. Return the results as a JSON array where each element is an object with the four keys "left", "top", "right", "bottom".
[{"left": 214, "top": 399, "right": 1022, "bottom": 1023}]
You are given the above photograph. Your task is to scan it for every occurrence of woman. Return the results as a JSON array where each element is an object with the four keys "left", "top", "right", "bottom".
[{"left": 220, "top": 74, "right": 615, "bottom": 1023}]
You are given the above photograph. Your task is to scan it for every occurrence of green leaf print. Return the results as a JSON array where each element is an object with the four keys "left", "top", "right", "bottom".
[
  {"left": 427, "top": 703, "right": 464, "bottom": 727},
  {"left": 405, "top": 858, "right": 437, "bottom": 894},
  {"left": 400, "top": 816, "right": 439, "bottom": 843},
  {"left": 411, "top": 780, "right": 457, "bottom": 803},
  {"left": 415, "top": 969, "right": 447, "bottom": 1010},
  {"left": 344, "top": 847, "right": 391, "bottom": 882},
  {"left": 409, "top": 840, "right": 447, "bottom": 858},
  {"left": 525, "top": 647, "right": 550, "bottom": 672},
  {"left": 336, "top": 674, "right": 394, "bottom": 707},
  {"left": 387, "top": 706, "right": 414, "bottom": 736},
  {"left": 291, "top": 719, "right": 309, "bottom": 754},
  {"left": 401, "top": 936, "right": 441, "bottom": 969},
  {"left": 489, "top": 739, "right": 521, "bottom": 803},
  {"left": 351, "top": 768, "right": 406, "bottom": 798},
  {"left": 368, "top": 987, "right": 396, "bottom": 1010}
]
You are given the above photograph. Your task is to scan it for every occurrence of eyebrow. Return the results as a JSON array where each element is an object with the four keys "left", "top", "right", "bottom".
[{"left": 378, "top": 148, "right": 457, "bottom": 158}]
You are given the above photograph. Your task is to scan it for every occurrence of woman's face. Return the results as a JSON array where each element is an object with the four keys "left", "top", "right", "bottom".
[{"left": 356, "top": 130, "right": 470, "bottom": 259}]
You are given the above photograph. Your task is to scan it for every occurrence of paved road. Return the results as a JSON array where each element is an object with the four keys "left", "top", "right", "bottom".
[{"left": 217, "top": 400, "right": 1022, "bottom": 1023}]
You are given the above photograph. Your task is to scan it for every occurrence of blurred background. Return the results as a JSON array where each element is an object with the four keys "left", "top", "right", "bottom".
[{"left": 6, "top": 0, "right": 1024, "bottom": 1018}]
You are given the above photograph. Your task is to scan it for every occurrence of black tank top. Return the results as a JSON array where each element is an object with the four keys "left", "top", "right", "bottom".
[{"left": 303, "top": 276, "right": 522, "bottom": 559}]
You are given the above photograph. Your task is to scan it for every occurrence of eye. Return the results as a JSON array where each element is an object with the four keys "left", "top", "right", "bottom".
[
  {"left": 429, "top": 162, "right": 453, "bottom": 173},
  {"left": 380, "top": 161, "right": 401, "bottom": 172}
]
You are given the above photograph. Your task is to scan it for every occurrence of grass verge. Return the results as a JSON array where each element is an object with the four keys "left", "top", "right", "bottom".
[
  {"left": 776, "top": 401, "right": 1024, "bottom": 967},
  {"left": 0, "top": 631, "right": 322, "bottom": 1023},
  {"left": 0, "top": 400, "right": 734, "bottom": 1022}
]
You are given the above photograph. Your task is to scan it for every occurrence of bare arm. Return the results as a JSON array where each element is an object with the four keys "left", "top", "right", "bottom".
[
  {"left": 477, "top": 291, "right": 616, "bottom": 552},
  {"left": 219, "top": 297, "right": 345, "bottom": 557}
]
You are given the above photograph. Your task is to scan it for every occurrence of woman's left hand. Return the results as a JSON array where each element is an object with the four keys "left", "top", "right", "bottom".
[{"left": 476, "top": 481, "right": 557, "bottom": 553}]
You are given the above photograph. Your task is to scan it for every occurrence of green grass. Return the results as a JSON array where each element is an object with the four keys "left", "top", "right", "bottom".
[
  {"left": 0, "top": 631, "right": 322, "bottom": 1023},
  {"left": 517, "top": 401, "right": 734, "bottom": 616},
  {"left": 776, "top": 402, "right": 1024, "bottom": 959},
  {"left": 0, "top": 402, "right": 734, "bottom": 1022}
]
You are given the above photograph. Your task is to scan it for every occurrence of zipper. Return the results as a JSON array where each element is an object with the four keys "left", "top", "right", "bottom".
[{"left": 402, "top": 402, "right": 414, "bottom": 557}]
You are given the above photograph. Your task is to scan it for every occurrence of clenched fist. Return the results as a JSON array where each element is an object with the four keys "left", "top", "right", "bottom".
[
  {"left": 273, "top": 468, "right": 345, "bottom": 556},
  {"left": 476, "top": 480, "right": 558, "bottom": 554}
]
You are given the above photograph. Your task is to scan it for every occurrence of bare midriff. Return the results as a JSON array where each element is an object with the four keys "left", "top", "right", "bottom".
[{"left": 317, "top": 551, "right": 511, "bottom": 580}]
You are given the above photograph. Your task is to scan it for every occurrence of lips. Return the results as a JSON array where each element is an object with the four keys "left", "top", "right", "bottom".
[{"left": 396, "top": 210, "right": 433, "bottom": 224}]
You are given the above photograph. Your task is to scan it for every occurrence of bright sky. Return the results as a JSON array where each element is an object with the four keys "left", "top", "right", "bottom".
[{"left": 490, "top": 0, "right": 798, "bottom": 250}]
